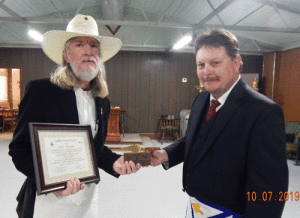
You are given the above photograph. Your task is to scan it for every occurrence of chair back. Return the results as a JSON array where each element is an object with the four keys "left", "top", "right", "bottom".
[
  {"left": 1, "top": 109, "right": 18, "bottom": 132},
  {"left": 158, "top": 114, "right": 180, "bottom": 144},
  {"left": 159, "top": 115, "right": 179, "bottom": 129}
]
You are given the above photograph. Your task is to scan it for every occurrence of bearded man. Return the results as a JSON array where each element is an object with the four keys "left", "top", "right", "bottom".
[{"left": 9, "top": 14, "right": 141, "bottom": 218}]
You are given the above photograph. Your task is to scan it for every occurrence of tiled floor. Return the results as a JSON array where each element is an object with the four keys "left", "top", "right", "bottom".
[{"left": 1, "top": 139, "right": 299, "bottom": 217}]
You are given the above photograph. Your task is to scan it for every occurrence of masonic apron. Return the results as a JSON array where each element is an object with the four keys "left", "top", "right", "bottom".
[
  {"left": 33, "top": 89, "right": 100, "bottom": 217},
  {"left": 186, "top": 197, "right": 242, "bottom": 218},
  {"left": 33, "top": 184, "right": 99, "bottom": 218}
]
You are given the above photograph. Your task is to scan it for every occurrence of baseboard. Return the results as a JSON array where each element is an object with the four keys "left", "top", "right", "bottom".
[
  {"left": 139, "top": 133, "right": 176, "bottom": 140},
  {"left": 104, "top": 132, "right": 178, "bottom": 141}
]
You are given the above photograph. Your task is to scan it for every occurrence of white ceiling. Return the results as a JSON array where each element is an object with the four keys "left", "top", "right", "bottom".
[{"left": 1, "top": 0, "right": 300, "bottom": 55}]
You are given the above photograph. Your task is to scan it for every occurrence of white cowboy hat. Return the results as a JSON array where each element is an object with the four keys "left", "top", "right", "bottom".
[{"left": 41, "top": 14, "right": 122, "bottom": 65}]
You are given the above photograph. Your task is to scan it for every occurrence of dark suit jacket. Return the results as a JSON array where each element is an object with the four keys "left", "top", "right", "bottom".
[
  {"left": 8, "top": 78, "right": 121, "bottom": 218},
  {"left": 164, "top": 79, "right": 289, "bottom": 217}
]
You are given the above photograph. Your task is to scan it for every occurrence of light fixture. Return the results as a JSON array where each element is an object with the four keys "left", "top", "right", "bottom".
[
  {"left": 173, "top": 35, "right": 192, "bottom": 50},
  {"left": 28, "top": 29, "right": 43, "bottom": 42}
]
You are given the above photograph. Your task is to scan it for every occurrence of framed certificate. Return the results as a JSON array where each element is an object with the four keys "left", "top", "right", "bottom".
[{"left": 29, "top": 123, "right": 100, "bottom": 195}]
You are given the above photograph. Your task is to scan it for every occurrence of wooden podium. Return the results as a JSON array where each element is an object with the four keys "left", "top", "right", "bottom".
[{"left": 106, "top": 107, "right": 122, "bottom": 142}]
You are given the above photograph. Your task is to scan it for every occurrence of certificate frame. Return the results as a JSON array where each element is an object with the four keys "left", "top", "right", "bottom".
[{"left": 29, "top": 123, "right": 100, "bottom": 195}]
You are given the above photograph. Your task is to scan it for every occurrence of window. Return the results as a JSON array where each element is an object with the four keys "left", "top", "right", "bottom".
[
  {"left": 0, "top": 69, "right": 8, "bottom": 101},
  {"left": 0, "top": 68, "right": 20, "bottom": 109}
]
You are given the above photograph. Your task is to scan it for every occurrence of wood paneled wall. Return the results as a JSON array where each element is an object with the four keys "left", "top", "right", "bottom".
[
  {"left": 262, "top": 52, "right": 275, "bottom": 98},
  {"left": 0, "top": 48, "right": 57, "bottom": 95},
  {"left": 263, "top": 48, "right": 300, "bottom": 123},
  {"left": 0, "top": 48, "right": 263, "bottom": 133},
  {"left": 105, "top": 51, "right": 199, "bottom": 133}
]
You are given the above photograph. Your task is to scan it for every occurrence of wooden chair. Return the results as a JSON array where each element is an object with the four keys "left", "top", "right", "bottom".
[
  {"left": 158, "top": 115, "right": 180, "bottom": 144},
  {"left": 1, "top": 109, "right": 18, "bottom": 132}
]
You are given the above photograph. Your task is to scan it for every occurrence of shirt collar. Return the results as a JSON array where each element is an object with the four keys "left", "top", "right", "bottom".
[
  {"left": 74, "top": 87, "right": 92, "bottom": 96},
  {"left": 210, "top": 75, "right": 241, "bottom": 106}
]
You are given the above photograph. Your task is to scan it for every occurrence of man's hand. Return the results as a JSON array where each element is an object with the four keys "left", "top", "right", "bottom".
[
  {"left": 55, "top": 176, "right": 85, "bottom": 196},
  {"left": 113, "top": 156, "right": 142, "bottom": 175},
  {"left": 150, "top": 149, "right": 168, "bottom": 166}
]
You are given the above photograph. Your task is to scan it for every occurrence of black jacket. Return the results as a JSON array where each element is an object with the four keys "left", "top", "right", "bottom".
[
  {"left": 8, "top": 78, "right": 120, "bottom": 218},
  {"left": 164, "top": 79, "right": 289, "bottom": 217}
]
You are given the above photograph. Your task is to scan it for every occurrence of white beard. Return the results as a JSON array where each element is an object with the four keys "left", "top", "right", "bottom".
[
  {"left": 69, "top": 55, "right": 103, "bottom": 82},
  {"left": 70, "top": 62, "right": 99, "bottom": 81}
]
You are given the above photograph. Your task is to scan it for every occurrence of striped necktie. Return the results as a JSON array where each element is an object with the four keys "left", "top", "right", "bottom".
[{"left": 206, "top": 99, "right": 220, "bottom": 121}]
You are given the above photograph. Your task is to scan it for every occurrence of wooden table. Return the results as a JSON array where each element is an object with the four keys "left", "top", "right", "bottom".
[
  {"left": 106, "top": 107, "right": 122, "bottom": 142},
  {"left": 0, "top": 109, "right": 18, "bottom": 132},
  {"left": 0, "top": 109, "right": 18, "bottom": 117}
]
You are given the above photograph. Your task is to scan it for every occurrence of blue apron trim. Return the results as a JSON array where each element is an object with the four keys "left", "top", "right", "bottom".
[
  {"left": 191, "top": 201, "right": 195, "bottom": 217},
  {"left": 192, "top": 199, "right": 243, "bottom": 218}
]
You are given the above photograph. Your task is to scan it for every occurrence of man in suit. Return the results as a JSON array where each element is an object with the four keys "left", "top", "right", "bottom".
[
  {"left": 151, "top": 29, "right": 288, "bottom": 217},
  {"left": 8, "top": 14, "right": 141, "bottom": 218}
]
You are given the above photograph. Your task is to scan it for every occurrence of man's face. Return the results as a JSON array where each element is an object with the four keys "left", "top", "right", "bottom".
[
  {"left": 196, "top": 46, "right": 241, "bottom": 99},
  {"left": 64, "top": 36, "right": 102, "bottom": 81}
]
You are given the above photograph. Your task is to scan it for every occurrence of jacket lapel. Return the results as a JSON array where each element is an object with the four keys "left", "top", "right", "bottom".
[
  {"left": 95, "top": 98, "right": 101, "bottom": 119},
  {"left": 184, "top": 91, "right": 210, "bottom": 163},
  {"left": 95, "top": 97, "right": 103, "bottom": 133},
  {"left": 59, "top": 89, "right": 79, "bottom": 124},
  {"left": 194, "top": 79, "right": 246, "bottom": 164}
]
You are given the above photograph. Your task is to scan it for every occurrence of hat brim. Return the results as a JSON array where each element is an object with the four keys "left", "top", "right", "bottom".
[{"left": 41, "top": 30, "right": 122, "bottom": 65}]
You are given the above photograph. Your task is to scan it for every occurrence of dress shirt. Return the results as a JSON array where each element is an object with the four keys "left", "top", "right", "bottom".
[
  {"left": 210, "top": 75, "right": 241, "bottom": 112},
  {"left": 74, "top": 87, "right": 97, "bottom": 138}
]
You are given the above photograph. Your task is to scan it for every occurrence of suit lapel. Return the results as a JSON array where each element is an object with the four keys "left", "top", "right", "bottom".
[
  {"left": 194, "top": 79, "right": 246, "bottom": 164},
  {"left": 59, "top": 89, "right": 79, "bottom": 124},
  {"left": 95, "top": 97, "right": 103, "bottom": 128},
  {"left": 184, "top": 91, "right": 210, "bottom": 163},
  {"left": 95, "top": 97, "right": 102, "bottom": 120}
]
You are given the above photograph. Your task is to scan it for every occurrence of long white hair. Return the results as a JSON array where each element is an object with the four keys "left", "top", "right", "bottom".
[{"left": 50, "top": 38, "right": 109, "bottom": 98}]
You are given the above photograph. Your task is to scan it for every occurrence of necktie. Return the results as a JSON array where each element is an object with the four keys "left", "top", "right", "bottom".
[{"left": 206, "top": 99, "right": 220, "bottom": 121}]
